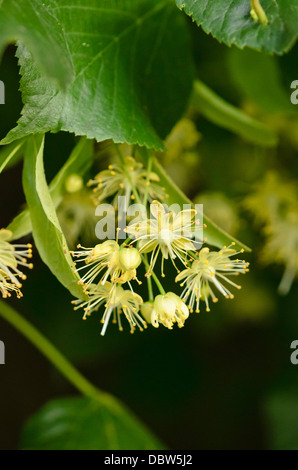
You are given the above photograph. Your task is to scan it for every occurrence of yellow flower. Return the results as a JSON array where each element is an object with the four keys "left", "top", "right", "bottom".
[
  {"left": 194, "top": 192, "right": 239, "bottom": 235},
  {"left": 243, "top": 171, "right": 298, "bottom": 295},
  {"left": 126, "top": 200, "right": 199, "bottom": 276},
  {"left": 71, "top": 241, "right": 140, "bottom": 292},
  {"left": 243, "top": 172, "right": 297, "bottom": 227},
  {"left": 164, "top": 118, "right": 201, "bottom": 163},
  {"left": 262, "top": 211, "right": 298, "bottom": 295},
  {"left": 0, "top": 229, "right": 33, "bottom": 299},
  {"left": 141, "top": 292, "right": 189, "bottom": 329},
  {"left": 176, "top": 244, "right": 249, "bottom": 312},
  {"left": 72, "top": 282, "right": 145, "bottom": 335},
  {"left": 88, "top": 156, "right": 165, "bottom": 206},
  {"left": 72, "top": 240, "right": 120, "bottom": 291}
]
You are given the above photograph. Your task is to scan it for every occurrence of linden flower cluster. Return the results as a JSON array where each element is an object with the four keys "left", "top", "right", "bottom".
[
  {"left": 71, "top": 152, "right": 249, "bottom": 335},
  {"left": 0, "top": 229, "right": 33, "bottom": 299},
  {"left": 244, "top": 171, "right": 298, "bottom": 294},
  {"left": 87, "top": 156, "right": 166, "bottom": 207}
]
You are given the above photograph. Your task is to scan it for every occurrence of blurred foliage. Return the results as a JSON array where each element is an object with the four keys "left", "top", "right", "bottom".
[
  {"left": 21, "top": 396, "right": 164, "bottom": 450},
  {"left": 266, "top": 390, "right": 298, "bottom": 450},
  {"left": 194, "top": 192, "right": 240, "bottom": 236},
  {"left": 57, "top": 188, "right": 98, "bottom": 250}
]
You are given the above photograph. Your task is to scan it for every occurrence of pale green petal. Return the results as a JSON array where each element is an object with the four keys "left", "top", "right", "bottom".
[{"left": 0, "top": 229, "right": 13, "bottom": 242}]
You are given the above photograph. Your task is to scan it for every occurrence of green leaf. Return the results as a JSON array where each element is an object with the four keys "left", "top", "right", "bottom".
[
  {"left": 227, "top": 48, "right": 295, "bottom": 114},
  {"left": 0, "top": 138, "right": 25, "bottom": 174},
  {"left": 152, "top": 157, "right": 251, "bottom": 252},
  {"left": 176, "top": 0, "right": 298, "bottom": 54},
  {"left": 6, "top": 210, "right": 32, "bottom": 243},
  {"left": 0, "top": 0, "right": 74, "bottom": 88},
  {"left": 2, "top": 0, "right": 194, "bottom": 150},
  {"left": 191, "top": 80, "right": 278, "bottom": 147},
  {"left": 21, "top": 396, "right": 164, "bottom": 450},
  {"left": 265, "top": 391, "right": 298, "bottom": 450},
  {"left": 7, "top": 136, "right": 94, "bottom": 241},
  {"left": 22, "top": 134, "right": 87, "bottom": 299}
]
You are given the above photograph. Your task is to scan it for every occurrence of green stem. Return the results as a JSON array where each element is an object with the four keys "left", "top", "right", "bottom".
[
  {"left": 0, "top": 300, "right": 167, "bottom": 429},
  {"left": 250, "top": 0, "right": 268, "bottom": 24},
  {"left": 191, "top": 80, "right": 276, "bottom": 148},
  {"left": 114, "top": 144, "right": 142, "bottom": 204},
  {"left": 0, "top": 300, "right": 101, "bottom": 401},
  {"left": 142, "top": 149, "right": 153, "bottom": 207},
  {"left": 141, "top": 255, "right": 166, "bottom": 295},
  {"left": 145, "top": 254, "right": 154, "bottom": 301}
]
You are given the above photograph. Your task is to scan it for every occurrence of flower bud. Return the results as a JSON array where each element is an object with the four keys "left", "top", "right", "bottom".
[
  {"left": 119, "top": 247, "right": 141, "bottom": 271},
  {"left": 140, "top": 301, "right": 154, "bottom": 324},
  {"left": 65, "top": 174, "right": 84, "bottom": 193}
]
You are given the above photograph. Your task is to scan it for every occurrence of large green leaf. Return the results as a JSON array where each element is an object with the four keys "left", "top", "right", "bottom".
[
  {"left": 22, "top": 134, "right": 87, "bottom": 299},
  {"left": 0, "top": 0, "right": 74, "bottom": 88},
  {"left": 176, "top": 0, "right": 298, "bottom": 54},
  {"left": 21, "top": 396, "right": 164, "bottom": 450},
  {"left": 2, "top": 0, "right": 194, "bottom": 150},
  {"left": 7, "top": 137, "right": 94, "bottom": 240}
]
